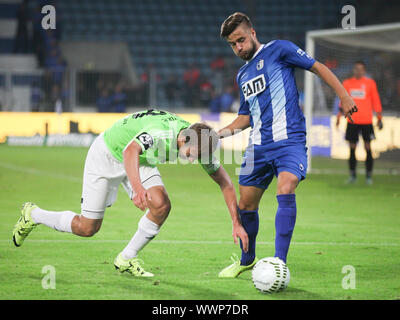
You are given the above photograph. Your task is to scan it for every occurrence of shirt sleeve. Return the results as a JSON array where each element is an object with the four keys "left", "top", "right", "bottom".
[
  {"left": 370, "top": 79, "right": 382, "bottom": 113},
  {"left": 237, "top": 74, "right": 250, "bottom": 115},
  {"left": 278, "top": 40, "right": 316, "bottom": 70},
  {"left": 200, "top": 155, "right": 221, "bottom": 175},
  {"left": 127, "top": 127, "right": 157, "bottom": 153}
]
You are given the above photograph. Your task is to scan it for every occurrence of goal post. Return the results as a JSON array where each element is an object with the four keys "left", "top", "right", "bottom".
[{"left": 304, "top": 22, "right": 400, "bottom": 172}]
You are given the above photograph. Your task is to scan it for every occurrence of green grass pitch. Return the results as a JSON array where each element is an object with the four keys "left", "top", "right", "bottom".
[{"left": 0, "top": 145, "right": 399, "bottom": 300}]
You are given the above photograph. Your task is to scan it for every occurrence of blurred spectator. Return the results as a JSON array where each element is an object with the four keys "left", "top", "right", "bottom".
[
  {"left": 210, "top": 55, "right": 225, "bottom": 71},
  {"left": 112, "top": 84, "right": 127, "bottom": 113},
  {"left": 209, "top": 89, "right": 221, "bottom": 113},
  {"left": 97, "top": 88, "right": 111, "bottom": 113},
  {"left": 30, "top": 81, "right": 43, "bottom": 112},
  {"left": 164, "top": 75, "right": 180, "bottom": 106},
  {"left": 199, "top": 77, "right": 213, "bottom": 107},
  {"left": 14, "top": 0, "right": 31, "bottom": 53},
  {"left": 183, "top": 64, "right": 200, "bottom": 106},
  {"left": 47, "top": 84, "right": 60, "bottom": 112},
  {"left": 220, "top": 85, "right": 235, "bottom": 112}
]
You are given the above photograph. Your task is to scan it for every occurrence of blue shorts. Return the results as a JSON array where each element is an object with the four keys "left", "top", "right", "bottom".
[{"left": 239, "top": 144, "right": 308, "bottom": 190}]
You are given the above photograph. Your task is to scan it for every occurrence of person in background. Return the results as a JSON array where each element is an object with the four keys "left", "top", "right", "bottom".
[
  {"left": 97, "top": 88, "right": 111, "bottom": 113},
  {"left": 112, "top": 83, "right": 127, "bottom": 113},
  {"left": 30, "top": 81, "right": 43, "bottom": 112},
  {"left": 220, "top": 85, "right": 235, "bottom": 112},
  {"left": 336, "top": 61, "right": 383, "bottom": 185},
  {"left": 164, "top": 75, "right": 180, "bottom": 106}
]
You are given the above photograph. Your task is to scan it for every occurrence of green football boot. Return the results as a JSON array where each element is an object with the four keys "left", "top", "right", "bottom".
[
  {"left": 218, "top": 253, "right": 259, "bottom": 278},
  {"left": 114, "top": 253, "right": 154, "bottom": 277},
  {"left": 12, "top": 202, "right": 39, "bottom": 247}
]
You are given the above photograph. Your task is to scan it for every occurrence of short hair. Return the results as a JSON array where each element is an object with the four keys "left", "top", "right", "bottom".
[
  {"left": 182, "top": 122, "right": 219, "bottom": 160},
  {"left": 220, "top": 12, "right": 252, "bottom": 38},
  {"left": 354, "top": 60, "right": 366, "bottom": 68}
]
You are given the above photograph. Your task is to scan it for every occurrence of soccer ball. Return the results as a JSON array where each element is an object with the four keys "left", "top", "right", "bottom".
[{"left": 252, "top": 257, "right": 290, "bottom": 293}]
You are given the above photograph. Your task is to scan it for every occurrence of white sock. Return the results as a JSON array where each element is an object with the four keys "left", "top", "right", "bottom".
[
  {"left": 121, "top": 212, "right": 160, "bottom": 260},
  {"left": 31, "top": 207, "right": 77, "bottom": 233}
]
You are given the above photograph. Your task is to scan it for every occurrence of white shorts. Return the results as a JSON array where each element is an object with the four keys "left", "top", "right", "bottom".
[{"left": 81, "top": 133, "right": 164, "bottom": 219}]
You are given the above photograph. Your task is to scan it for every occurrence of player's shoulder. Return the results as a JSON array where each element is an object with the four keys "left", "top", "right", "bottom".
[{"left": 363, "top": 76, "right": 377, "bottom": 86}]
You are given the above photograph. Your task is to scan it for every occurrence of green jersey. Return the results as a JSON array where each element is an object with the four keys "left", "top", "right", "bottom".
[{"left": 103, "top": 109, "right": 220, "bottom": 175}]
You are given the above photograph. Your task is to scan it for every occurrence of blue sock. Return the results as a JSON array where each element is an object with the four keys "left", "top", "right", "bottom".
[
  {"left": 239, "top": 208, "right": 259, "bottom": 266},
  {"left": 274, "top": 194, "right": 297, "bottom": 263}
]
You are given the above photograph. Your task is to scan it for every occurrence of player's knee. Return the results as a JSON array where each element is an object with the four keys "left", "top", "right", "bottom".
[
  {"left": 277, "top": 180, "right": 297, "bottom": 195},
  {"left": 151, "top": 197, "right": 171, "bottom": 218},
  {"left": 239, "top": 198, "right": 258, "bottom": 211},
  {"left": 79, "top": 222, "right": 101, "bottom": 237}
]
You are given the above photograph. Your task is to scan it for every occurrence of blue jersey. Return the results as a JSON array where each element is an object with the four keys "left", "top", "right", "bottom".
[{"left": 237, "top": 40, "right": 315, "bottom": 150}]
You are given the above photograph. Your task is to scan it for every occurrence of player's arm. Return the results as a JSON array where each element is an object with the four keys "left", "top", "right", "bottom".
[
  {"left": 371, "top": 80, "right": 383, "bottom": 129},
  {"left": 310, "top": 61, "right": 357, "bottom": 122},
  {"left": 218, "top": 114, "right": 251, "bottom": 138},
  {"left": 123, "top": 141, "right": 152, "bottom": 211},
  {"left": 209, "top": 166, "right": 249, "bottom": 252}
]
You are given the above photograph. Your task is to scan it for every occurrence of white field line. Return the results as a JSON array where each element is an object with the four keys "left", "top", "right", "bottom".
[
  {"left": 0, "top": 239, "right": 398, "bottom": 246},
  {"left": 0, "top": 162, "right": 81, "bottom": 183},
  {"left": 1, "top": 162, "right": 399, "bottom": 181}
]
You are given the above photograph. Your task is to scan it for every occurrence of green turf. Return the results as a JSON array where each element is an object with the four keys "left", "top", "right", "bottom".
[{"left": 0, "top": 145, "right": 399, "bottom": 300}]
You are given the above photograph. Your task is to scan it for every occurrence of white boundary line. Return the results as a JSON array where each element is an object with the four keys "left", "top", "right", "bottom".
[
  {"left": 0, "top": 239, "right": 398, "bottom": 246},
  {"left": 0, "top": 161, "right": 398, "bottom": 180},
  {"left": 0, "top": 162, "right": 81, "bottom": 183}
]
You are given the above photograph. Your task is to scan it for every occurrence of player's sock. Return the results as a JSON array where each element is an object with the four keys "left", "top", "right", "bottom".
[
  {"left": 31, "top": 207, "right": 76, "bottom": 233},
  {"left": 274, "top": 194, "right": 297, "bottom": 263},
  {"left": 239, "top": 208, "right": 259, "bottom": 266},
  {"left": 349, "top": 148, "right": 357, "bottom": 177},
  {"left": 121, "top": 212, "right": 160, "bottom": 260},
  {"left": 366, "top": 149, "right": 373, "bottom": 178}
]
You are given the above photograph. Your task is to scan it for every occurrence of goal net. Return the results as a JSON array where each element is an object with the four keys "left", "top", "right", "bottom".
[{"left": 304, "top": 23, "right": 400, "bottom": 171}]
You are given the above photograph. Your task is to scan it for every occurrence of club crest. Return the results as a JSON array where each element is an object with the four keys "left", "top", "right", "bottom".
[{"left": 256, "top": 59, "right": 264, "bottom": 70}]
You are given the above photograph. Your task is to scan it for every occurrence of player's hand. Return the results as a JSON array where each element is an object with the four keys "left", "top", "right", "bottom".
[
  {"left": 377, "top": 119, "right": 383, "bottom": 130},
  {"left": 133, "top": 186, "right": 152, "bottom": 211},
  {"left": 232, "top": 222, "right": 248, "bottom": 252},
  {"left": 340, "top": 96, "right": 358, "bottom": 123}
]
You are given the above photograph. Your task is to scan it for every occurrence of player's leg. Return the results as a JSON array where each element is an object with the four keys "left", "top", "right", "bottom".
[
  {"left": 273, "top": 145, "right": 307, "bottom": 263},
  {"left": 361, "top": 124, "right": 375, "bottom": 185},
  {"left": 119, "top": 185, "right": 171, "bottom": 261},
  {"left": 348, "top": 142, "right": 357, "bottom": 183},
  {"left": 274, "top": 171, "right": 299, "bottom": 263},
  {"left": 345, "top": 123, "right": 359, "bottom": 183},
  {"left": 13, "top": 133, "right": 115, "bottom": 247},
  {"left": 219, "top": 148, "right": 273, "bottom": 278},
  {"left": 115, "top": 167, "right": 168, "bottom": 276},
  {"left": 364, "top": 141, "right": 373, "bottom": 184},
  {"left": 237, "top": 185, "right": 265, "bottom": 265},
  {"left": 218, "top": 185, "right": 264, "bottom": 278}
]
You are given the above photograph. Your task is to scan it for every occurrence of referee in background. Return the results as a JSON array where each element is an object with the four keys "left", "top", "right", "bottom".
[{"left": 337, "top": 61, "right": 383, "bottom": 185}]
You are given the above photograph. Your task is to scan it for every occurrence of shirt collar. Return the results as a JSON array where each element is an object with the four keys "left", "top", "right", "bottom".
[{"left": 246, "top": 44, "right": 265, "bottom": 64}]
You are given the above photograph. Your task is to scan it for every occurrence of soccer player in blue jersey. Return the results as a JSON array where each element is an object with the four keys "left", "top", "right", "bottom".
[{"left": 217, "top": 13, "right": 358, "bottom": 277}]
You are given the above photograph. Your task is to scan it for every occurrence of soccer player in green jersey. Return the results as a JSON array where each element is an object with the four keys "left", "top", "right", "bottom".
[{"left": 13, "top": 109, "right": 248, "bottom": 277}]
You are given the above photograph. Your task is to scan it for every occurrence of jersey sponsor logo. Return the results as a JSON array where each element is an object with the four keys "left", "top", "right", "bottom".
[
  {"left": 350, "top": 89, "right": 366, "bottom": 99},
  {"left": 256, "top": 59, "right": 264, "bottom": 70},
  {"left": 137, "top": 132, "right": 154, "bottom": 150},
  {"left": 242, "top": 74, "right": 266, "bottom": 99}
]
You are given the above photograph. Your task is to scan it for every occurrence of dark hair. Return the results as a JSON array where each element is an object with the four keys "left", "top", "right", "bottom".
[
  {"left": 354, "top": 60, "right": 366, "bottom": 68},
  {"left": 182, "top": 122, "right": 219, "bottom": 159},
  {"left": 220, "top": 12, "right": 252, "bottom": 38}
]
